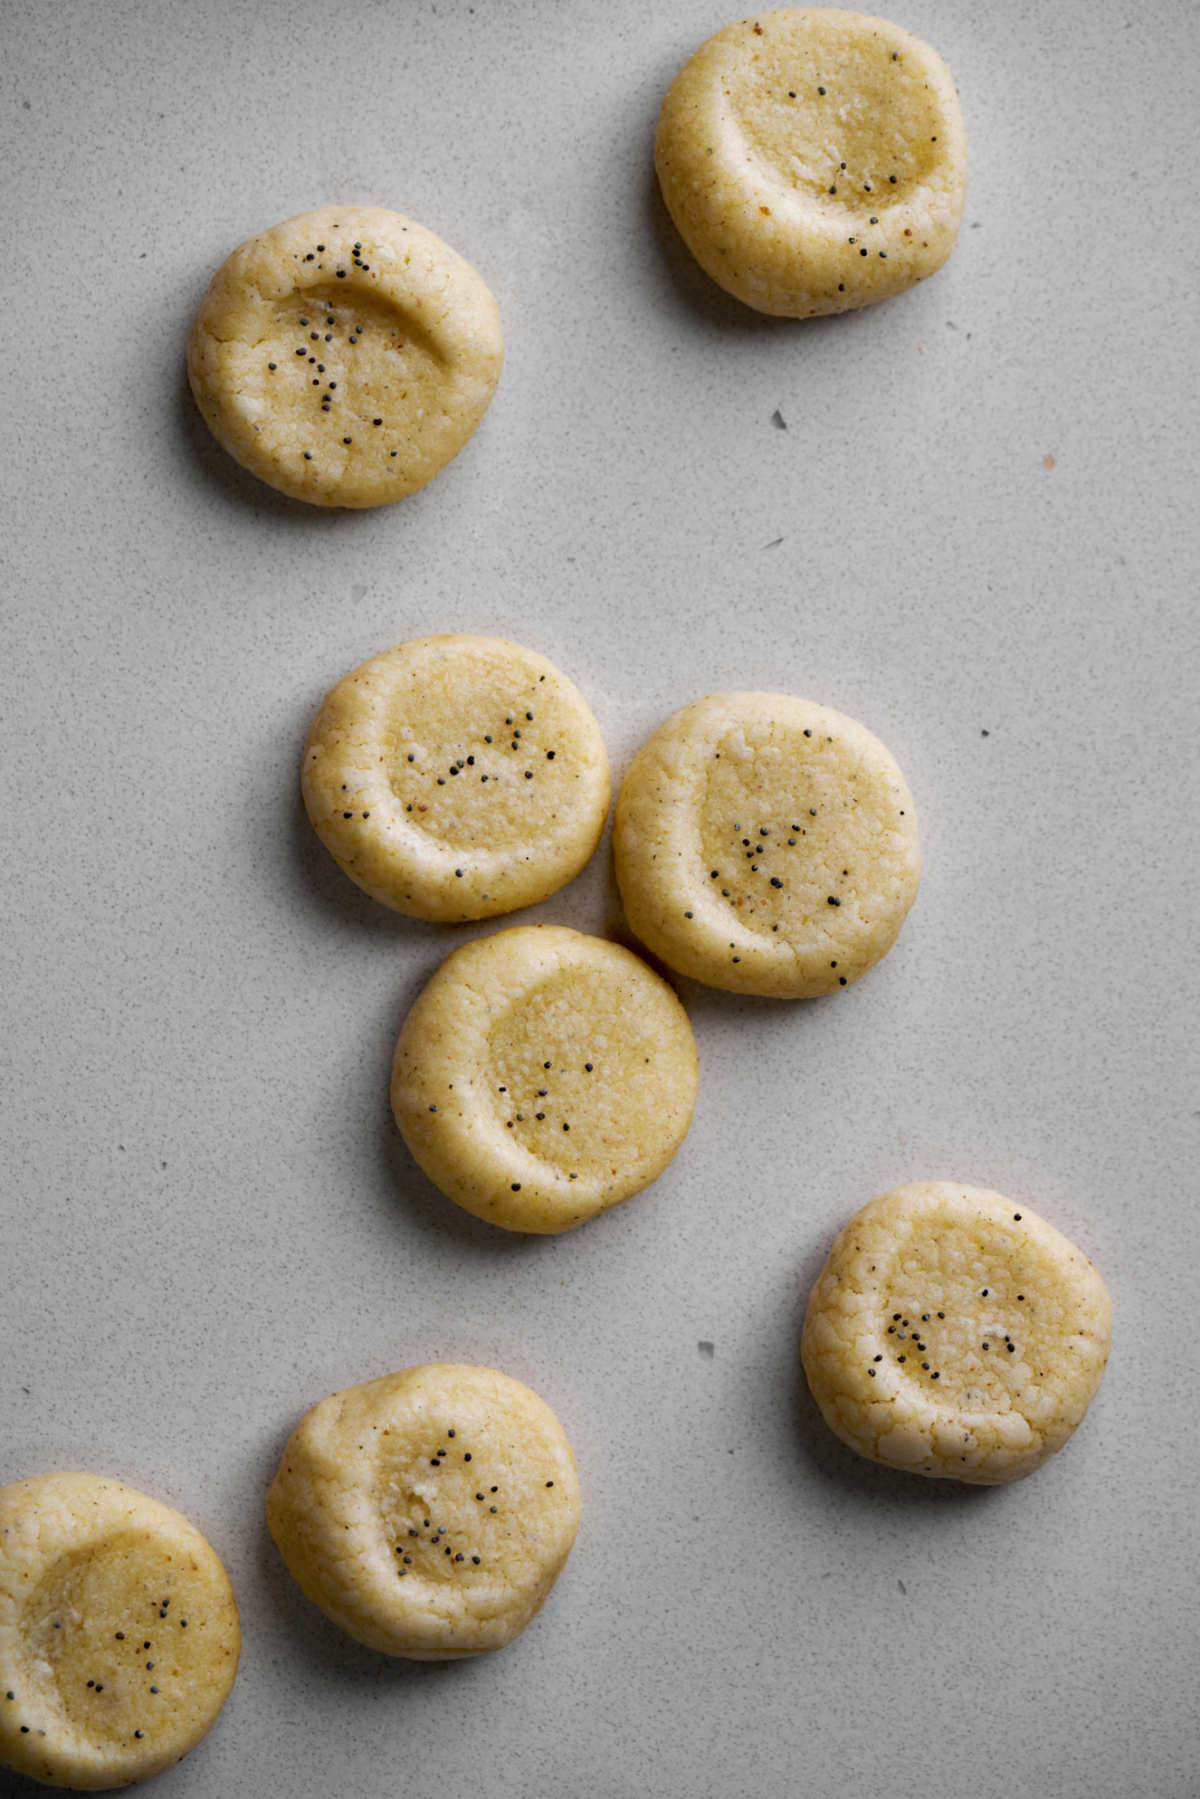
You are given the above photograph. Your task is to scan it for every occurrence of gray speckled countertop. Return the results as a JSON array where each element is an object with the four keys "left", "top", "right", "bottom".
[{"left": 2, "top": 2, "right": 1197, "bottom": 1795}]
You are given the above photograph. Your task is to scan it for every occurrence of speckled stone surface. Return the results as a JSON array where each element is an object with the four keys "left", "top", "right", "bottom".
[{"left": 1, "top": 3, "right": 1197, "bottom": 1796}]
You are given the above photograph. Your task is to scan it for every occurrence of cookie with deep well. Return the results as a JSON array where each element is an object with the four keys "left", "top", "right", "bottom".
[
  {"left": 613, "top": 691, "right": 920, "bottom": 997},
  {"left": 188, "top": 206, "right": 502, "bottom": 505},
  {"left": 391, "top": 925, "right": 698, "bottom": 1232},
  {"left": 655, "top": 9, "right": 967, "bottom": 315},
  {"left": 266, "top": 1364, "right": 580, "bottom": 1659},
  {"left": 0, "top": 1473, "right": 240, "bottom": 1790},
  {"left": 801, "top": 1184, "right": 1112, "bottom": 1483}
]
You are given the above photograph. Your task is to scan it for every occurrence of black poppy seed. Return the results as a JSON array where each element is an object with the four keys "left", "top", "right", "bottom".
[
  {"left": 770, "top": 877, "right": 783, "bottom": 888},
  {"left": 839, "top": 976, "right": 847, "bottom": 984},
  {"left": 982, "top": 1343, "right": 989, "bottom": 1351},
  {"left": 295, "top": 348, "right": 305, "bottom": 356},
  {"left": 829, "top": 186, "right": 837, "bottom": 194},
  {"left": 343, "top": 437, "right": 352, "bottom": 444},
  {"left": 325, "top": 333, "right": 331, "bottom": 341},
  {"left": 932, "top": 1371, "right": 940, "bottom": 1379},
  {"left": 818, "top": 85, "right": 826, "bottom": 94},
  {"left": 1007, "top": 1343, "right": 1016, "bottom": 1352},
  {"left": 860, "top": 247, "right": 868, "bottom": 256},
  {"left": 317, "top": 363, "right": 324, "bottom": 372},
  {"left": 827, "top": 896, "right": 841, "bottom": 906},
  {"left": 146, "top": 1663, "right": 154, "bottom": 1671},
  {"left": 864, "top": 182, "right": 872, "bottom": 191},
  {"left": 1013, "top": 1213, "right": 1022, "bottom": 1220},
  {"left": 490, "top": 1505, "right": 498, "bottom": 1513},
  {"left": 472, "top": 1555, "right": 481, "bottom": 1564},
  {"left": 879, "top": 251, "right": 887, "bottom": 258},
  {"left": 868, "top": 1368, "right": 876, "bottom": 1377},
  {"left": 21, "top": 1725, "right": 29, "bottom": 1733},
  {"left": 144, "top": 1643, "right": 150, "bottom": 1650},
  {"left": 511, "top": 1183, "right": 521, "bottom": 1191},
  {"left": 403, "top": 1555, "right": 412, "bottom": 1563},
  {"left": 150, "top": 1687, "right": 159, "bottom": 1695},
  {"left": 788, "top": 89, "right": 796, "bottom": 96},
  {"left": 88, "top": 1680, "right": 94, "bottom": 1687},
  {"left": 268, "top": 361, "right": 277, "bottom": 370},
  {"left": 491, "top": 1486, "right": 498, "bottom": 1492},
  {"left": 329, "top": 381, "right": 337, "bottom": 388},
  {"left": 898, "top": 1355, "right": 906, "bottom": 1363},
  {"left": 982, "top": 1289, "right": 989, "bottom": 1297},
  {"left": 516, "top": 1113, "right": 524, "bottom": 1121},
  {"left": 873, "top": 1355, "right": 882, "bottom": 1363},
  {"left": 437, "top": 777, "right": 445, "bottom": 785},
  {"left": 337, "top": 269, "right": 345, "bottom": 277},
  {"left": 1018, "top": 1295, "right": 1025, "bottom": 1302},
  {"left": 525, "top": 770, "right": 533, "bottom": 779}
]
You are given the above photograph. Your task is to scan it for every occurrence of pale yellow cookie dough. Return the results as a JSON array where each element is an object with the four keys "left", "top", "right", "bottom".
[
  {"left": 302, "top": 635, "right": 610, "bottom": 922},
  {"left": 0, "top": 1473, "right": 240, "bottom": 1791},
  {"left": 188, "top": 206, "right": 503, "bottom": 506},
  {"left": 655, "top": 9, "right": 967, "bottom": 316},
  {"left": 613, "top": 691, "right": 919, "bottom": 998},
  {"left": 266, "top": 1364, "right": 580, "bottom": 1659},
  {"left": 391, "top": 925, "right": 698, "bottom": 1232},
  {"left": 801, "top": 1184, "right": 1112, "bottom": 1484}
]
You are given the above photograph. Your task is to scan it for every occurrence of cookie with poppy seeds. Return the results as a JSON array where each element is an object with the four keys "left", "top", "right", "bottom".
[
  {"left": 302, "top": 635, "right": 610, "bottom": 922},
  {"left": 655, "top": 9, "right": 967, "bottom": 315},
  {"left": 0, "top": 1473, "right": 239, "bottom": 1790},
  {"left": 266, "top": 1364, "right": 580, "bottom": 1659},
  {"left": 614, "top": 691, "right": 919, "bottom": 997},
  {"left": 188, "top": 205, "right": 502, "bottom": 506},
  {"left": 801, "top": 1184, "right": 1112, "bottom": 1483},
  {"left": 391, "top": 925, "right": 697, "bottom": 1232}
]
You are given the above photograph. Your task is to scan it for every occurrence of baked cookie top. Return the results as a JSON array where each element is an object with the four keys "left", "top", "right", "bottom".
[
  {"left": 266, "top": 1364, "right": 580, "bottom": 1659},
  {"left": 613, "top": 691, "right": 920, "bottom": 997},
  {"left": 188, "top": 206, "right": 502, "bottom": 506},
  {"left": 801, "top": 1184, "right": 1112, "bottom": 1483},
  {"left": 391, "top": 925, "right": 698, "bottom": 1232},
  {"left": 655, "top": 9, "right": 967, "bottom": 316},
  {"left": 0, "top": 1473, "right": 240, "bottom": 1791},
  {"left": 302, "top": 634, "right": 610, "bottom": 922}
]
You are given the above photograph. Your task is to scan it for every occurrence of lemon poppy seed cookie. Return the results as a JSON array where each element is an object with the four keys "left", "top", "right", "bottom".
[
  {"left": 391, "top": 925, "right": 698, "bottom": 1233},
  {"left": 801, "top": 1184, "right": 1112, "bottom": 1484},
  {"left": 655, "top": 9, "right": 967, "bottom": 316},
  {"left": 266, "top": 1364, "right": 580, "bottom": 1659},
  {"left": 613, "top": 692, "right": 919, "bottom": 998},
  {"left": 188, "top": 206, "right": 503, "bottom": 506},
  {"left": 303, "top": 635, "right": 610, "bottom": 922},
  {"left": 0, "top": 1473, "right": 240, "bottom": 1791}
]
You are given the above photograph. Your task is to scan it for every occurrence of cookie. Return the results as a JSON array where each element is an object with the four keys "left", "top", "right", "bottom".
[
  {"left": 801, "top": 1184, "right": 1112, "bottom": 1484},
  {"left": 613, "top": 691, "right": 919, "bottom": 997},
  {"left": 302, "top": 635, "right": 610, "bottom": 922},
  {"left": 655, "top": 9, "right": 967, "bottom": 316},
  {"left": 391, "top": 925, "right": 698, "bottom": 1232},
  {"left": 266, "top": 1364, "right": 580, "bottom": 1659},
  {"left": 187, "top": 206, "right": 503, "bottom": 506},
  {"left": 0, "top": 1473, "right": 240, "bottom": 1791}
]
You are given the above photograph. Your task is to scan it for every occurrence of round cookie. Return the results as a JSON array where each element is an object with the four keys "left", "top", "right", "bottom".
[
  {"left": 302, "top": 635, "right": 610, "bottom": 922},
  {"left": 188, "top": 206, "right": 503, "bottom": 506},
  {"left": 0, "top": 1473, "right": 240, "bottom": 1791},
  {"left": 801, "top": 1184, "right": 1112, "bottom": 1484},
  {"left": 613, "top": 691, "right": 920, "bottom": 998},
  {"left": 655, "top": 9, "right": 967, "bottom": 316},
  {"left": 391, "top": 925, "right": 697, "bottom": 1233},
  {"left": 266, "top": 1364, "right": 580, "bottom": 1659}
]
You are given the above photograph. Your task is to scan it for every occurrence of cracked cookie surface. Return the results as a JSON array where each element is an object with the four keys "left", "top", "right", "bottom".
[{"left": 801, "top": 1183, "right": 1112, "bottom": 1483}]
